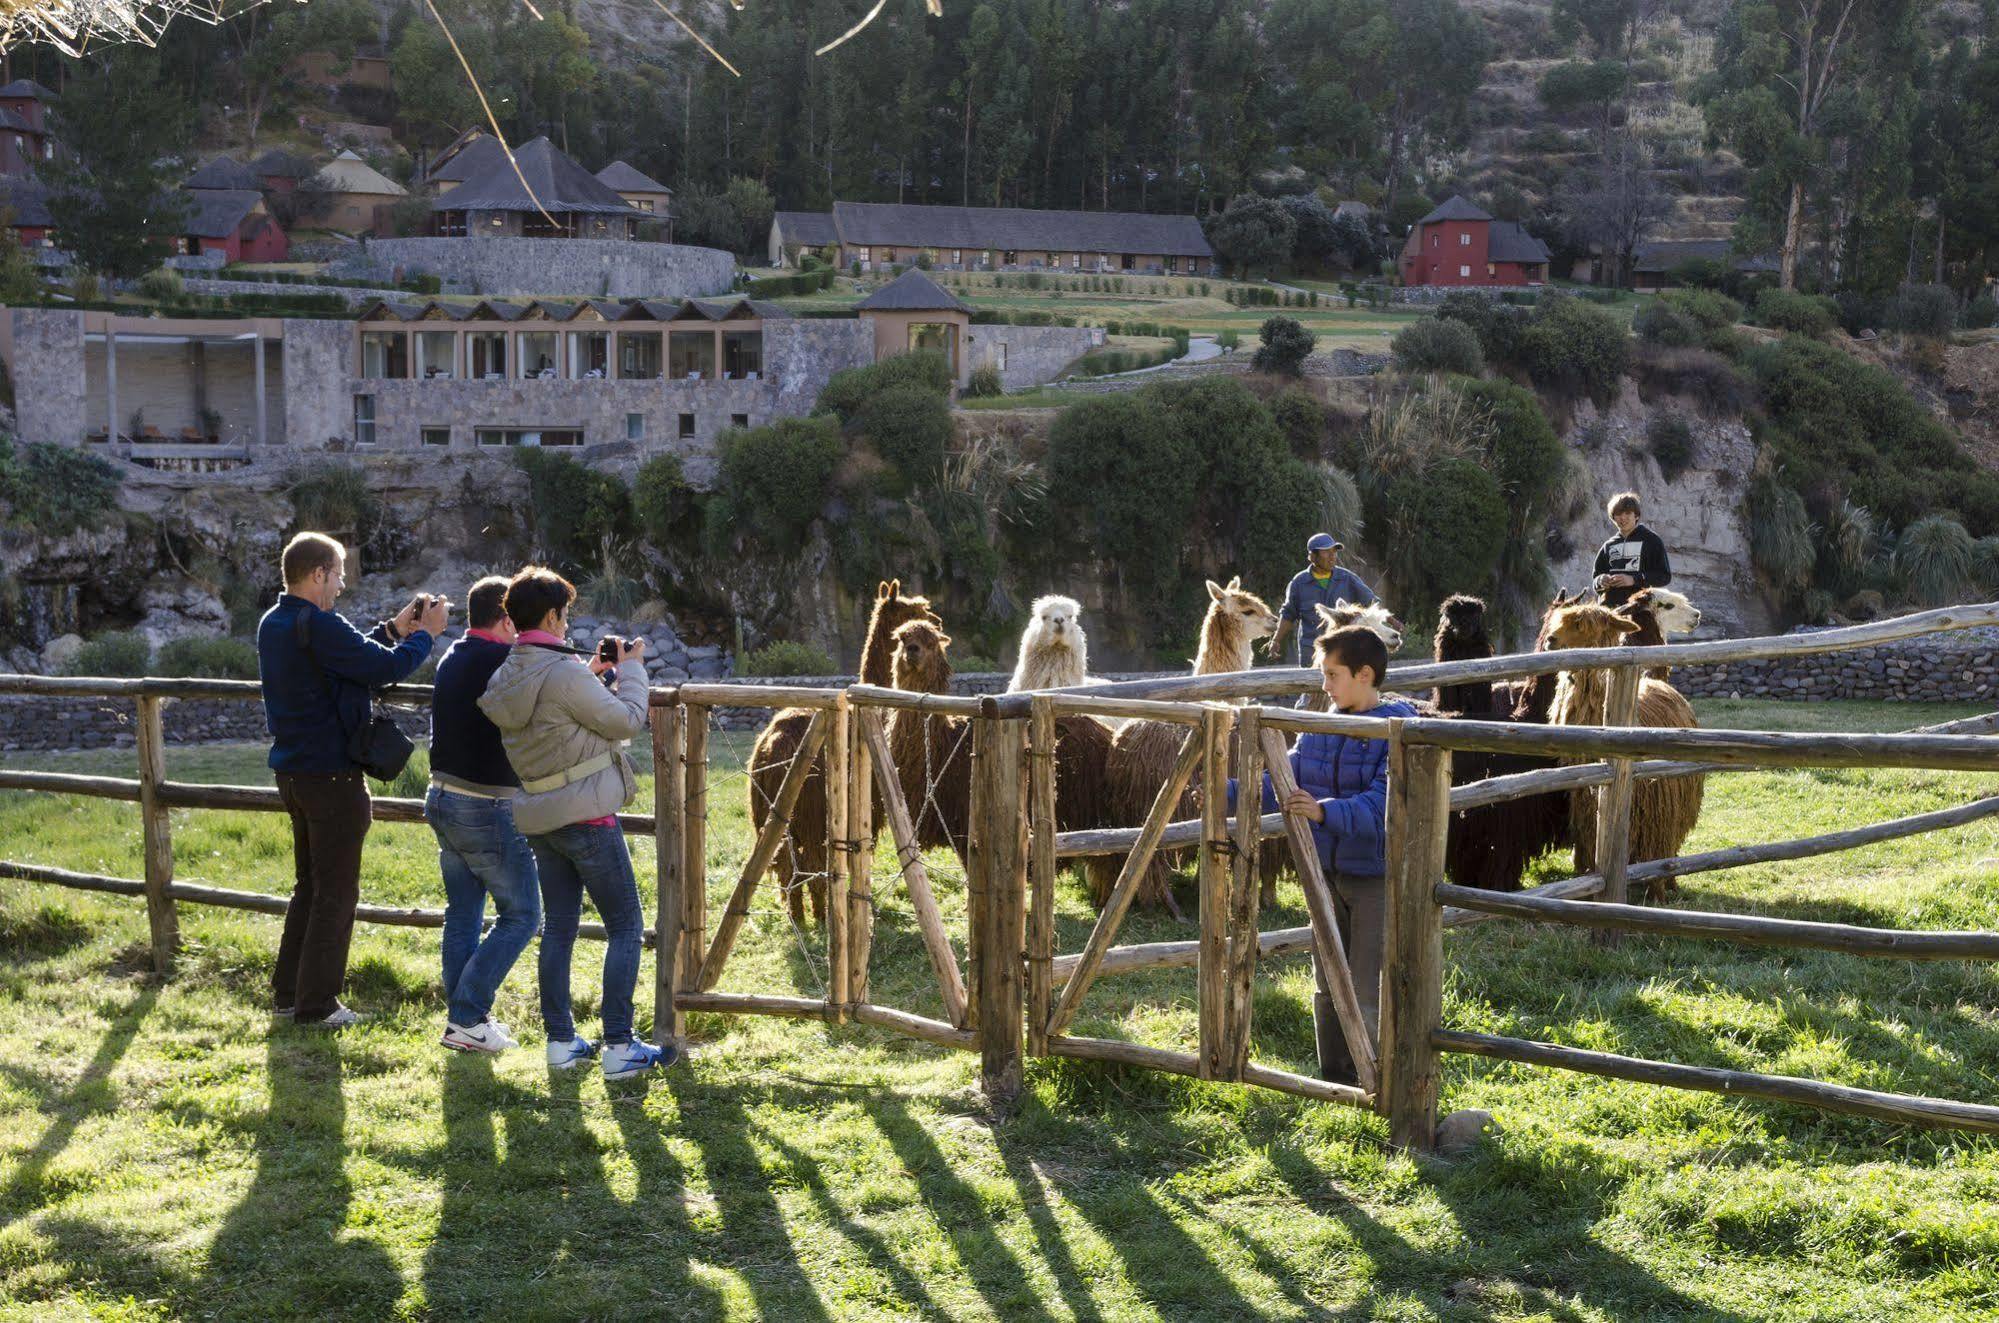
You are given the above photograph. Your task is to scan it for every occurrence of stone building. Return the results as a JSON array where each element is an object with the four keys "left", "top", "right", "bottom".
[
  {"left": 769, "top": 200, "right": 1217, "bottom": 276},
  {"left": 0, "top": 284, "right": 1099, "bottom": 477},
  {"left": 308, "top": 149, "right": 406, "bottom": 236},
  {"left": 431, "top": 136, "right": 642, "bottom": 240}
]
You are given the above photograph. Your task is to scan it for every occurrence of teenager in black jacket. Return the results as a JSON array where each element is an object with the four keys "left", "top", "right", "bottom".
[{"left": 1592, "top": 491, "right": 1671, "bottom": 609}]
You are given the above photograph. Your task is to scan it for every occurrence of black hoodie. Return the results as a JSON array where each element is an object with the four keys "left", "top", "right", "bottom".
[{"left": 1592, "top": 523, "right": 1671, "bottom": 608}]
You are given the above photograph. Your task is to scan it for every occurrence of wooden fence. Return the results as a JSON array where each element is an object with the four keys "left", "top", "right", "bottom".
[{"left": 4, "top": 601, "right": 1999, "bottom": 1148}]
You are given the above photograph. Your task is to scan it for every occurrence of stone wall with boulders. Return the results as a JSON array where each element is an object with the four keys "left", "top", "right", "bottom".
[
  {"left": 1672, "top": 627, "right": 1999, "bottom": 704},
  {"left": 337, "top": 237, "right": 736, "bottom": 301}
]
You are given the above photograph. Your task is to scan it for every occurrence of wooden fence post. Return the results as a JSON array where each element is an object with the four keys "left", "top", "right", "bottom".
[
  {"left": 1196, "top": 705, "right": 1233, "bottom": 1080},
  {"left": 651, "top": 699, "right": 686, "bottom": 1050},
  {"left": 970, "top": 711, "right": 1027, "bottom": 1110},
  {"left": 827, "top": 696, "right": 851, "bottom": 1021},
  {"left": 681, "top": 705, "right": 710, "bottom": 1008},
  {"left": 1026, "top": 697, "right": 1058, "bottom": 1058},
  {"left": 135, "top": 694, "right": 177, "bottom": 975},
  {"left": 1595, "top": 663, "right": 1642, "bottom": 945},
  {"left": 847, "top": 697, "right": 874, "bottom": 1008},
  {"left": 1379, "top": 729, "right": 1450, "bottom": 1152},
  {"left": 1225, "top": 704, "right": 1265, "bottom": 1081}
]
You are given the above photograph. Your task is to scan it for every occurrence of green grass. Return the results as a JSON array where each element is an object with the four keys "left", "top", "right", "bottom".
[{"left": 1, "top": 699, "right": 1997, "bottom": 1318}]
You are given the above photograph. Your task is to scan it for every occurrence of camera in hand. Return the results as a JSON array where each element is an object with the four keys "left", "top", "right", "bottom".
[
  {"left": 407, "top": 593, "right": 436, "bottom": 617},
  {"left": 596, "top": 636, "right": 628, "bottom": 663}
]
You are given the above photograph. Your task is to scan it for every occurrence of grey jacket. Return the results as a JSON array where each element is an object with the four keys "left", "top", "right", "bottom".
[{"left": 476, "top": 643, "right": 649, "bottom": 836}]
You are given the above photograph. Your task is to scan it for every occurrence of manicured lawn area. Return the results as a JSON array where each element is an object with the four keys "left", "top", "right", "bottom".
[{"left": 1, "top": 698, "right": 1995, "bottom": 1319}]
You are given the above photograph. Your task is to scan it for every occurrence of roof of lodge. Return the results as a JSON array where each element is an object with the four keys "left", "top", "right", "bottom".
[
  {"left": 181, "top": 188, "right": 268, "bottom": 238},
  {"left": 0, "top": 79, "right": 53, "bottom": 100},
  {"left": 595, "top": 160, "right": 672, "bottom": 195},
  {"left": 431, "top": 136, "right": 639, "bottom": 217},
  {"left": 1487, "top": 220, "right": 1551, "bottom": 265},
  {"left": 186, "top": 156, "right": 264, "bottom": 191},
  {"left": 312, "top": 149, "right": 407, "bottom": 197},
  {"left": 0, "top": 177, "right": 51, "bottom": 227},
  {"left": 356, "top": 296, "right": 793, "bottom": 322},
  {"left": 829, "top": 199, "right": 1215, "bottom": 258},
  {"left": 853, "top": 267, "right": 972, "bottom": 313},
  {"left": 1417, "top": 195, "right": 1492, "bottom": 224},
  {"left": 774, "top": 210, "right": 838, "bottom": 246}
]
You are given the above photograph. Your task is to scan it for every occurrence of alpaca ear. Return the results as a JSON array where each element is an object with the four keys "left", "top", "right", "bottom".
[
  {"left": 1612, "top": 615, "right": 1642, "bottom": 636},
  {"left": 1207, "top": 580, "right": 1224, "bottom": 602},
  {"left": 1314, "top": 603, "right": 1339, "bottom": 630},
  {"left": 1334, "top": 597, "right": 1353, "bottom": 612},
  {"left": 1228, "top": 576, "right": 1241, "bottom": 590}
]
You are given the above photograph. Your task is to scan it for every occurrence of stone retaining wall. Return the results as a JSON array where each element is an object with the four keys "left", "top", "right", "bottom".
[
  {"left": 182, "top": 278, "right": 411, "bottom": 307},
  {"left": 339, "top": 237, "right": 736, "bottom": 301}
]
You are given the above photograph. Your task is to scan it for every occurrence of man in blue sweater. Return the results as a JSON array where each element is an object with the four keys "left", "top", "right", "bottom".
[
  {"left": 258, "top": 532, "right": 443, "bottom": 1027},
  {"left": 425, "top": 575, "right": 538, "bottom": 1053}
]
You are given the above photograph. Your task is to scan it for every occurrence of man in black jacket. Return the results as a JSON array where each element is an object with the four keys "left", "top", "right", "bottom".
[{"left": 1591, "top": 491, "right": 1671, "bottom": 609}]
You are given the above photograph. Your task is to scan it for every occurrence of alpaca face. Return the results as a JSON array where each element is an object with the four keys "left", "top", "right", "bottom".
[
  {"left": 1320, "top": 598, "right": 1402, "bottom": 651},
  {"left": 1205, "top": 576, "right": 1279, "bottom": 642},
  {"left": 891, "top": 620, "right": 954, "bottom": 690},
  {"left": 1543, "top": 603, "right": 1642, "bottom": 652},
  {"left": 1632, "top": 588, "right": 1701, "bottom": 636},
  {"left": 1028, "top": 594, "right": 1083, "bottom": 644},
  {"left": 1441, "top": 595, "right": 1487, "bottom": 636}
]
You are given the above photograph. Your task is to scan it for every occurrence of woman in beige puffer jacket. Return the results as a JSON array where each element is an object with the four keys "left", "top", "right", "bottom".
[{"left": 477, "top": 566, "right": 670, "bottom": 1080}]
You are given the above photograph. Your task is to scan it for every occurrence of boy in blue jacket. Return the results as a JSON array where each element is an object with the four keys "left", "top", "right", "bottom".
[{"left": 1236, "top": 622, "right": 1416, "bottom": 1083}]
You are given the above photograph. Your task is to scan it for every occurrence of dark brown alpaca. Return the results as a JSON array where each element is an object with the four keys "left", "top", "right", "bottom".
[
  {"left": 883, "top": 618, "right": 1116, "bottom": 876},
  {"left": 747, "top": 579, "right": 940, "bottom": 923},
  {"left": 1444, "top": 589, "right": 1577, "bottom": 892},
  {"left": 1432, "top": 594, "right": 1497, "bottom": 716}
]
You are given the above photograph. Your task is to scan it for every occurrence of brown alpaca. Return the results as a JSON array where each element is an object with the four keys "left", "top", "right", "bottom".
[
  {"left": 884, "top": 619, "right": 1114, "bottom": 874},
  {"left": 747, "top": 579, "right": 939, "bottom": 923},
  {"left": 1544, "top": 603, "right": 1706, "bottom": 901},
  {"left": 1104, "top": 577, "right": 1278, "bottom": 914}
]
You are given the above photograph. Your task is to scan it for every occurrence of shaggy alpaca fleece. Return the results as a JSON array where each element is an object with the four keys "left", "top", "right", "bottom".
[
  {"left": 1546, "top": 603, "right": 1705, "bottom": 900},
  {"left": 1320, "top": 598, "right": 1402, "bottom": 651},
  {"left": 883, "top": 619, "right": 1114, "bottom": 877},
  {"left": 1444, "top": 591, "right": 1575, "bottom": 892},
  {"left": 1432, "top": 594, "right": 1495, "bottom": 716},
  {"left": 1009, "top": 595, "right": 1091, "bottom": 693},
  {"left": 747, "top": 580, "right": 938, "bottom": 923},
  {"left": 1616, "top": 587, "right": 1702, "bottom": 682},
  {"left": 1106, "top": 577, "right": 1278, "bottom": 913}
]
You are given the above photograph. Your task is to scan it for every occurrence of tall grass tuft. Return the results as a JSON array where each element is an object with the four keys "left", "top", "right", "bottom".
[{"left": 1896, "top": 514, "right": 1976, "bottom": 606}]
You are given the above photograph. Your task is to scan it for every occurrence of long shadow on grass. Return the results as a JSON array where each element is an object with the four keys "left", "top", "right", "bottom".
[
  {"left": 199, "top": 1034, "right": 400, "bottom": 1321},
  {"left": 667, "top": 1072, "right": 835, "bottom": 1321},
  {"left": 422, "top": 1056, "right": 721, "bottom": 1318},
  {"left": 0, "top": 980, "right": 157, "bottom": 1228}
]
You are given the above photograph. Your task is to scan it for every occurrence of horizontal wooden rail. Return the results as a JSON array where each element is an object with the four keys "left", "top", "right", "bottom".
[
  {"left": 1398, "top": 719, "right": 1999, "bottom": 772},
  {"left": 1049, "top": 924, "right": 1314, "bottom": 980},
  {"left": 0, "top": 673, "right": 439, "bottom": 704},
  {"left": 1441, "top": 873, "right": 1604, "bottom": 926},
  {"left": 1434, "top": 1028, "right": 1999, "bottom": 1134},
  {"left": 845, "top": 683, "right": 986, "bottom": 716},
  {"left": 1047, "top": 1034, "right": 1370, "bottom": 1108},
  {"left": 1038, "top": 692, "right": 1209, "bottom": 725},
  {"left": 0, "top": 859, "right": 640, "bottom": 943},
  {"left": 676, "top": 990, "right": 833, "bottom": 1020},
  {"left": 1434, "top": 883, "right": 1999, "bottom": 959},
  {"left": 984, "top": 601, "right": 1999, "bottom": 711},
  {"left": 1629, "top": 794, "right": 1999, "bottom": 888},
  {"left": 679, "top": 682, "right": 844, "bottom": 710},
  {"left": 0, "top": 769, "right": 144, "bottom": 800}
]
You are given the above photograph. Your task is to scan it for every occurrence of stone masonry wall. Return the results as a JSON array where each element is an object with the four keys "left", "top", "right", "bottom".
[
  {"left": 9, "top": 309, "right": 86, "bottom": 445},
  {"left": 962, "top": 324, "right": 1102, "bottom": 390},
  {"left": 341, "top": 237, "right": 736, "bottom": 301}
]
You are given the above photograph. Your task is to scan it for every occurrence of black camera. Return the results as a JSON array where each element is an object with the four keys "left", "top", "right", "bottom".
[
  {"left": 597, "top": 636, "right": 629, "bottom": 663},
  {"left": 407, "top": 593, "right": 436, "bottom": 617}
]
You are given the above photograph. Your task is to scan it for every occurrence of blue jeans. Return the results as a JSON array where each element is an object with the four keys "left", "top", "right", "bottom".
[
  {"left": 532, "top": 822, "right": 644, "bottom": 1046},
  {"left": 426, "top": 786, "right": 541, "bottom": 1028}
]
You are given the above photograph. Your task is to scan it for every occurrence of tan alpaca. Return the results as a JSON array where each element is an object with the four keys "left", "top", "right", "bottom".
[
  {"left": 1101, "top": 577, "right": 1279, "bottom": 914},
  {"left": 1544, "top": 603, "right": 1705, "bottom": 902}
]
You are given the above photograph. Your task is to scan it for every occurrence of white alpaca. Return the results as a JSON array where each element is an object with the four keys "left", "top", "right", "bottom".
[
  {"left": 1642, "top": 588, "right": 1702, "bottom": 635},
  {"left": 1008, "top": 595, "right": 1099, "bottom": 692},
  {"left": 1318, "top": 598, "right": 1402, "bottom": 651}
]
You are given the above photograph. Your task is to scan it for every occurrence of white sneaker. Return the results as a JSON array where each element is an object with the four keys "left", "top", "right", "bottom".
[
  {"left": 546, "top": 1036, "right": 599, "bottom": 1070},
  {"left": 443, "top": 1020, "right": 519, "bottom": 1054},
  {"left": 602, "top": 1039, "right": 675, "bottom": 1081},
  {"left": 308, "top": 1005, "right": 364, "bottom": 1029}
]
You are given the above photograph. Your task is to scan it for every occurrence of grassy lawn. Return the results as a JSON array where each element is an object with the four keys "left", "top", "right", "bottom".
[{"left": 1, "top": 698, "right": 1996, "bottom": 1318}]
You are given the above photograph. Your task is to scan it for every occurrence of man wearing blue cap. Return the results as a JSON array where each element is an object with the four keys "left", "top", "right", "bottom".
[{"left": 1267, "top": 533, "right": 1380, "bottom": 669}]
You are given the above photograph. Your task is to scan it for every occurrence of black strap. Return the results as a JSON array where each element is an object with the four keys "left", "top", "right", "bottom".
[{"left": 294, "top": 603, "right": 351, "bottom": 743}]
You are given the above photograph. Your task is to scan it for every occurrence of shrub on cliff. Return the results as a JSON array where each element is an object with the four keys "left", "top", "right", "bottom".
[{"left": 0, "top": 437, "right": 120, "bottom": 537}]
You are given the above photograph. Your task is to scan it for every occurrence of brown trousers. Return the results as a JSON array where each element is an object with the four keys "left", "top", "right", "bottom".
[{"left": 273, "top": 770, "right": 373, "bottom": 1020}]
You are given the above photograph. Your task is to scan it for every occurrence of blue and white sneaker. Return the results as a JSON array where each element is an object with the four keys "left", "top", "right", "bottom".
[
  {"left": 546, "top": 1035, "right": 599, "bottom": 1070},
  {"left": 602, "top": 1039, "right": 676, "bottom": 1081}
]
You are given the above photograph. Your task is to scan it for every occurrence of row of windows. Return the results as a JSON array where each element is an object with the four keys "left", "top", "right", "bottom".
[
  {"left": 1429, "top": 232, "right": 1476, "bottom": 247},
  {"left": 356, "top": 396, "right": 750, "bottom": 446},
  {"left": 360, "top": 329, "right": 763, "bottom": 382},
  {"left": 850, "top": 246, "right": 1200, "bottom": 273}
]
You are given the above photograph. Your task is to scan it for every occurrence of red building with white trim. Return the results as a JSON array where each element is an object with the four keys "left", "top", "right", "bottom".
[{"left": 1399, "top": 195, "right": 1550, "bottom": 287}]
